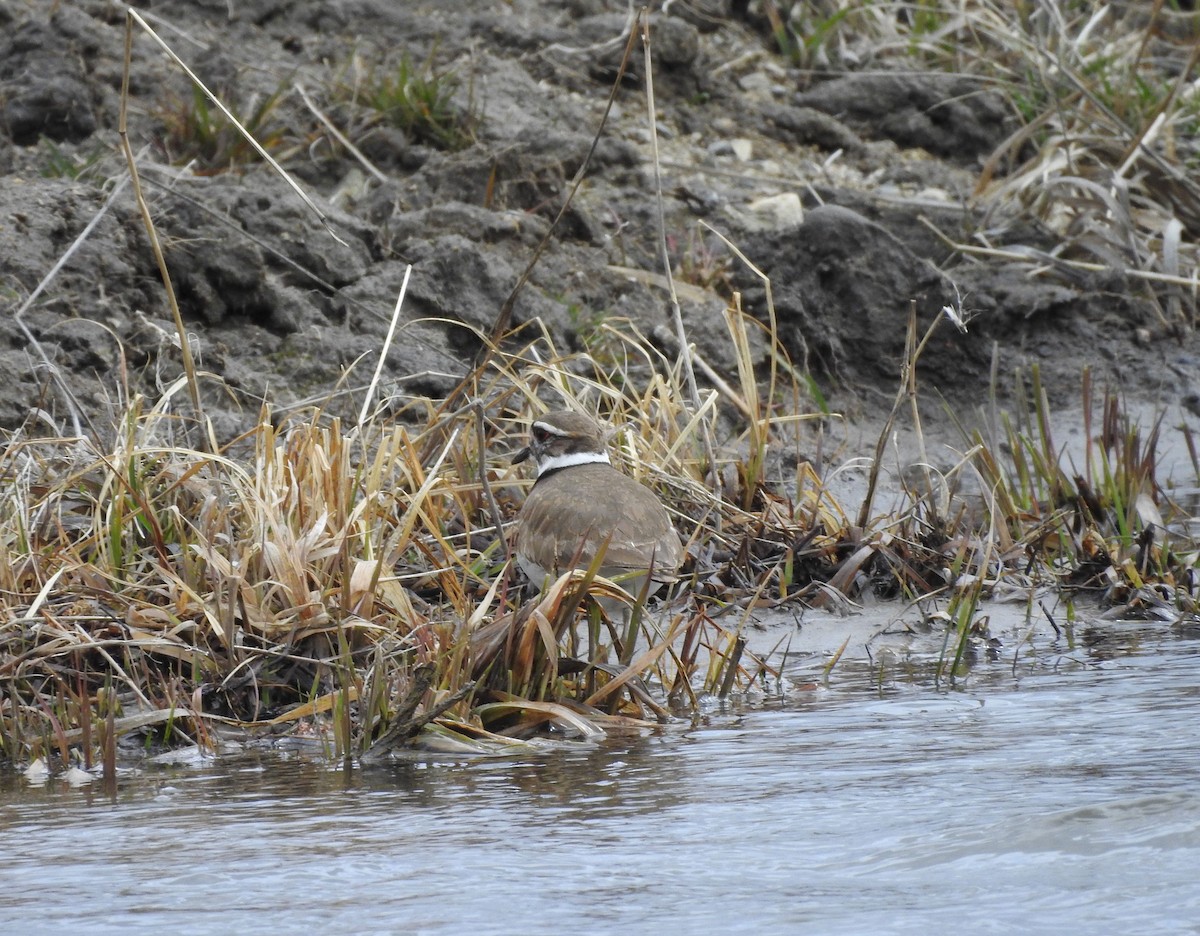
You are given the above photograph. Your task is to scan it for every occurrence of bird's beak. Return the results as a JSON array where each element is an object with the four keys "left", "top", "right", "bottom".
[{"left": 512, "top": 446, "right": 531, "bottom": 465}]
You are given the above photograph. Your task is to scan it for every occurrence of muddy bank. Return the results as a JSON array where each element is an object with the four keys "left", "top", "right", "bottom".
[{"left": 1, "top": 0, "right": 1197, "bottom": 446}]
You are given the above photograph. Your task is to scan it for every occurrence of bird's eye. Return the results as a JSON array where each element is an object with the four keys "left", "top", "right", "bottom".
[{"left": 532, "top": 425, "right": 550, "bottom": 443}]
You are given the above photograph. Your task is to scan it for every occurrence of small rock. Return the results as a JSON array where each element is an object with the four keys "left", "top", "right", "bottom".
[
  {"left": 743, "top": 192, "right": 804, "bottom": 231},
  {"left": 763, "top": 104, "right": 865, "bottom": 155},
  {"left": 729, "top": 138, "right": 753, "bottom": 161},
  {"left": 654, "top": 16, "right": 701, "bottom": 68},
  {"left": 707, "top": 138, "right": 752, "bottom": 160}
]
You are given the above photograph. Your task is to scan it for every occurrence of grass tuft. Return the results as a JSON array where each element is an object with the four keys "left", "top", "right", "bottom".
[
  {"left": 157, "top": 84, "right": 293, "bottom": 174},
  {"left": 356, "top": 51, "right": 477, "bottom": 151}
]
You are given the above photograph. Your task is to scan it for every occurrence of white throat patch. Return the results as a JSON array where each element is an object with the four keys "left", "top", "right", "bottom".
[{"left": 536, "top": 450, "right": 610, "bottom": 478}]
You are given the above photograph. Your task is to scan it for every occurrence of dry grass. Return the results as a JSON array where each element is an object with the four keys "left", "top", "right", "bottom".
[
  {"left": 4, "top": 311, "right": 1198, "bottom": 768},
  {"left": 5, "top": 4, "right": 1200, "bottom": 771},
  {"left": 0, "top": 303, "right": 833, "bottom": 766}
]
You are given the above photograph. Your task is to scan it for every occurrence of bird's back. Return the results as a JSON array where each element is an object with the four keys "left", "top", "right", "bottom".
[{"left": 516, "top": 462, "right": 682, "bottom": 581}]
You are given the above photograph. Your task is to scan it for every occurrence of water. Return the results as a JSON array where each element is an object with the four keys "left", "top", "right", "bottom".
[{"left": 3, "top": 614, "right": 1200, "bottom": 935}]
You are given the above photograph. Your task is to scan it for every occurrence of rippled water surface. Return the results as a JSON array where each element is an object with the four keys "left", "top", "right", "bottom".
[{"left": 3, "top": 616, "right": 1200, "bottom": 935}]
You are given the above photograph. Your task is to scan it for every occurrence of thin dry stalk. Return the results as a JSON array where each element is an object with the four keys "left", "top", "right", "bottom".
[{"left": 640, "top": 9, "right": 720, "bottom": 496}]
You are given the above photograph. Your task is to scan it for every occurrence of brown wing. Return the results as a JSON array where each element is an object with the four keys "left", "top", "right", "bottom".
[{"left": 517, "top": 465, "right": 682, "bottom": 579}]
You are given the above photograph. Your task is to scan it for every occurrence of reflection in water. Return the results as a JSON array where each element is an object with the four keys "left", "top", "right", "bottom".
[{"left": 2, "top": 626, "right": 1199, "bottom": 935}]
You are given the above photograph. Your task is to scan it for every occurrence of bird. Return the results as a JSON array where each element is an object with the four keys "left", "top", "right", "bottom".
[{"left": 512, "top": 410, "right": 683, "bottom": 606}]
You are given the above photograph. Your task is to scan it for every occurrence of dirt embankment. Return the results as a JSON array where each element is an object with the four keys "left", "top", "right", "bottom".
[{"left": 1, "top": 0, "right": 1197, "bottom": 446}]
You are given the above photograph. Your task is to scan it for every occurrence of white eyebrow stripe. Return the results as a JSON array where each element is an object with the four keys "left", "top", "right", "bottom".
[
  {"left": 532, "top": 420, "right": 569, "bottom": 437},
  {"left": 536, "top": 451, "right": 610, "bottom": 477}
]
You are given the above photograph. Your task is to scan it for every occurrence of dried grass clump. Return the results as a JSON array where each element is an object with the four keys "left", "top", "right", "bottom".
[{"left": 0, "top": 309, "right": 834, "bottom": 768}]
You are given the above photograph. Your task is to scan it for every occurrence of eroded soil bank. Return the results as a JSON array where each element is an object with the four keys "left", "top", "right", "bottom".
[{"left": 3, "top": 0, "right": 1198, "bottom": 447}]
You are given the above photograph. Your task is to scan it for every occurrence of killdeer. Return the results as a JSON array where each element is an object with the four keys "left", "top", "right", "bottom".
[{"left": 513, "top": 411, "right": 683, "bottom": 604}]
